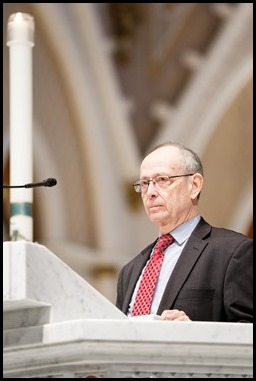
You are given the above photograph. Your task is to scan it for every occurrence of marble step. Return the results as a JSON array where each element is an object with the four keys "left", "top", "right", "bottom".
[{"left": 3, "top": 300, "right": 51, "bottom": 330}]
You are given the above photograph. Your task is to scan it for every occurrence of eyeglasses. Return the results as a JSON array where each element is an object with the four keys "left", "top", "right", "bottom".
[{"left": 133, "top": 174, "right": 195, "bottom": 193}]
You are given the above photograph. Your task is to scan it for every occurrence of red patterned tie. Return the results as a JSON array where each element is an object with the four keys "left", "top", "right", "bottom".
[{"left": 131, "top": 234, "right": 174, "bottom": 316}]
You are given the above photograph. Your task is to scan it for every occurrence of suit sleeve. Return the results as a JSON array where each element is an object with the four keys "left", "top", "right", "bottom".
[
  {"left": 116, "top": 267, "right": 125, "bottom": 311},
  {"left": 224, "top": 238, "right": 253, "bottom": 322}
]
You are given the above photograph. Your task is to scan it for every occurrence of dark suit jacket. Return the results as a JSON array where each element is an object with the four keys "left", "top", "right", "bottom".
[{"left": 116, "top": 217, "right": 253, "bottom": 322}]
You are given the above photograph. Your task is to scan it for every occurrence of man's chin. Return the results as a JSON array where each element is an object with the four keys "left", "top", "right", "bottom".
[{"left": 148, "top": 211, "right": 163, "bottom": 224}]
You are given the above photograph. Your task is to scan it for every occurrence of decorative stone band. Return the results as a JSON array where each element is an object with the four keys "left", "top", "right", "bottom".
[{"left": 11, "top": 202, "right": 32, "bottom": 216}]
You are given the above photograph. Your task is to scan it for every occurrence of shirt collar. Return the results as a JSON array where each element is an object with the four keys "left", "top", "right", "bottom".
[{"left": 171, "top": 215, "right": 201, "bottom": 245}]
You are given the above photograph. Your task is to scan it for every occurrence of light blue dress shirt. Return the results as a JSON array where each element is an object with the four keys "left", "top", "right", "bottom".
[{"left": 128, "top": 215, "right": 201, "bottom": 316}]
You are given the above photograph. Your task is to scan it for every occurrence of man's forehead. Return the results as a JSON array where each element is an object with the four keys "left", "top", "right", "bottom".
[{"left": 141, "top": 146, "right": 181, "bottom": 166}]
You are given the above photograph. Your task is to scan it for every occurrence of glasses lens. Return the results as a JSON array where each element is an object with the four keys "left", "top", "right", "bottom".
[
  {"left": 155, "top": 176, "right": 171, "bottom": 188},
  {"left": 133, "top": 183, "right": 141, "bottom": 193}
]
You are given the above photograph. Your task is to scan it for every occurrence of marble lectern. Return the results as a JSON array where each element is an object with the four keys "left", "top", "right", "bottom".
[{"left": 3, "top": 241, "right": 253, "bottom": 378}]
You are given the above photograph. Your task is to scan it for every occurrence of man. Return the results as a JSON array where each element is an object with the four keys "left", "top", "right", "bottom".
[{"left": 116, "top": 142, "right": 253, "bottom": 322}]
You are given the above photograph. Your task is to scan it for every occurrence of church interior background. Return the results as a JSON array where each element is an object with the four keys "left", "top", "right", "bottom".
[{"left": 3, "top": 3, "right": 252, "bottom": 303}]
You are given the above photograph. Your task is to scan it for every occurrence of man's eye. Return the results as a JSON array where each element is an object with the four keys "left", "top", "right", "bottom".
[
  {"left": 157, "top": 176, "right": 169, "bottom": 183},
  {"left": 141, "top": 180, "right": 149, "bottom": 187}
]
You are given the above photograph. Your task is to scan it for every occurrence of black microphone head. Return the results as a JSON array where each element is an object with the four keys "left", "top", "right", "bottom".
[{"left": 44, "top": 178, "right": 57, "bottom": 187}]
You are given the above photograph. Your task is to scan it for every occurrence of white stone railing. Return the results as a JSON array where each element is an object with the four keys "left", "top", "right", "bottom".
[{"left": 3, "top": 242, "right": 253, "bottom": 378}]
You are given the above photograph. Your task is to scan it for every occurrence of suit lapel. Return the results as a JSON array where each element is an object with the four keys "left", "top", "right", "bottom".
[
  {"left": 157, "top": 219, "right": 211, "bottom": 314},
  {"left": 122, "top": 241, "right": 156, "bottom": 313}
]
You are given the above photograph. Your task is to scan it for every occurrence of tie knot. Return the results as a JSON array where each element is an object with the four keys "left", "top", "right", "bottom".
[{"left": 154, "top": 234, "right": 174, "bottom": 253}]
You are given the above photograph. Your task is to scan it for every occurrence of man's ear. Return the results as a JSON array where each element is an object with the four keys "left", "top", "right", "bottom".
[{"left": 191, "top": 173, "right": 204, "bottom": 200}]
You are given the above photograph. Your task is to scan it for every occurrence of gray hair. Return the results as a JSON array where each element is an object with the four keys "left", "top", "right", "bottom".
[{"left": 146, "top": 141, "right": 204, "bottom": 177}]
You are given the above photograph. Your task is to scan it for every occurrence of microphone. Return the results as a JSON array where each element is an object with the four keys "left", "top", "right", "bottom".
[{"left": 3, "top": 178, "right": 57, "bottom": 189}]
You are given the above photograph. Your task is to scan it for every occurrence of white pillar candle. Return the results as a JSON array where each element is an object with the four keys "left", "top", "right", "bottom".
[{"left": 7, "top": 12, "right": 35, "bottom": 241}]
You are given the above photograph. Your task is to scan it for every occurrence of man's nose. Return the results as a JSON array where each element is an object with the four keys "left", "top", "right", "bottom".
[{"left": 147, "top": 180, "right": 158, "bottom": 193}]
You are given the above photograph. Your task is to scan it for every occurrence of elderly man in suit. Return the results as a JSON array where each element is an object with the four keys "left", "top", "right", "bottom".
[{"left": 116, "top": 142, "right": 253, "bottom": 322}]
